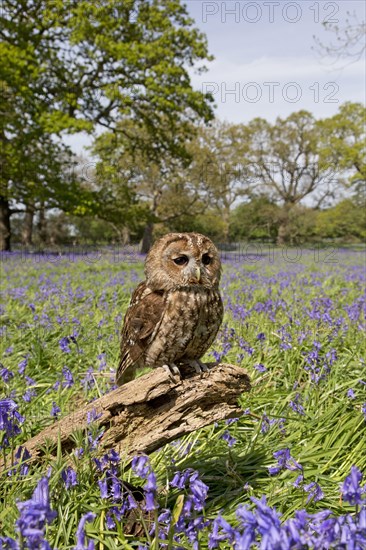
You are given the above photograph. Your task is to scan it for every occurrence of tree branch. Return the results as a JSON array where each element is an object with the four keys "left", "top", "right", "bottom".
[{"left": 1, "top": 363, "right": 250, "bottom": 473}]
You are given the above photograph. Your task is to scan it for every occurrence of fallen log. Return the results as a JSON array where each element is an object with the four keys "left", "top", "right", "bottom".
[{"left": 4, "top": 363, "right": 250, "bottom": 471}]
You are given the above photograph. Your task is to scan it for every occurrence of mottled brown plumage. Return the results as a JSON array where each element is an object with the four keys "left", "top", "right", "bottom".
[{"left": 116, "top": 232, "right": 223, "bottom": 385}]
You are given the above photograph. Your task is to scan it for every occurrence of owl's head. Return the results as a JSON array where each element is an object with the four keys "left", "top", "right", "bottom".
[{"left": 145, "top": 232, "right": 221, "bottom": 290}]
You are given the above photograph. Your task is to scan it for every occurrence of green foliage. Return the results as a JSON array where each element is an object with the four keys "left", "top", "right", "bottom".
[
  {"left": 0, "top": 0, "right": 214, "bottom": 249},
  {"left": 318, "top": 102, "right": 366, "bottom": 186},
  {"left": 315, "top": 199, "right": 366, "bottom": 241},
  {"left": 230, "top": 196, "right": 280, "bottom": 241}
]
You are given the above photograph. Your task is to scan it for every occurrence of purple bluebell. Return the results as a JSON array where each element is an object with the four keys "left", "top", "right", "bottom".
[
  {"left": 144, "top": 490, "right": 156, "bottom": 511},
  {"left": 254, "top": 363, "right": 267, "bottom": 372},
  {"left": 170, "top": 469, "right": 193, "bottom": 489},
  {"left": 209, "top": 515, "right": 236, "bottom": 548},
  {"left": 9, "top": 446, "right": 31, "bottom": 477},
  {"left": 18, "top": 355, "right": 29, "bottom": 375},
  {"left": 51, "top": 402, "right": 61, "bottom": 418},
  {"left": 131, "top": 455, "right": 150, "bottom": 479},
  {"left": 59, "top": 337, "right": 71, "bottom": 353},
  {"left": 22, "top": 389, "right": 36, "bottom": 403},
  {"left": 0, "top": 367, "right": 14, "bottom": 382},
  {"left": 289, "top": 393, "right": 305, "bottom": 415},
  {"left": 86, "top": 409, "right": 102, "bottom": 424},
  {"left": 0, "top": 398, "right": 24, "bottom": 440},
  {"left": 62, "top": 367, "right": 74, "bottom": 388},
  {"left": 221, "top": 431, "right": 237, "bottom": 447},
  {"left": 98, "top": 478, "right": 108, "bottom": 499},
  {"left": 16, "top": 477, "right": 57, "bottom": 549},
  {"left": 304, "top": 482, "right": 324, "bottom": 503},
  {"left": 341, "top": 465, "right": 365, "bottom": 506},
  {"left": 268, "top": 448, "right": 302, "bottom": 475},
  {"left": 293, "top": 474, "right": 304, "bottom": 488},
  {"left": 74, "top": 512, "right": 95, "bottom": 550},
  {"left": 0, "top": 537, "right": 19, "bottom": 549},
  {"left": 189, "top": 472, "right": 209, "bottom": 511},
  {"left": 61, "top": 466, "right": 78, "bottom": 489}
]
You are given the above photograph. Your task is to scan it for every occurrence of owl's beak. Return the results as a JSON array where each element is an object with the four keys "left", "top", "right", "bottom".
[
  {"left": 187, "top": 265, "right": 201, "bottom": 284},
  {"left": 192, "top": 266, "right": 201, "bottom": 283}
]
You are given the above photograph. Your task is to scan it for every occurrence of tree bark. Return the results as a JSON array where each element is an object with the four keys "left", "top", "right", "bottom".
[
  {"left": 2, "top": 363, "right": 250, "bottom": 472},
  {"left": 22, "top": 203, "right": 35, "bottom": 247},
  {"left": 140, "top": 222, "right": 154, "bottom": 254},
  {"left": 37, "top": 202, "right": 47, "bottom": 244},
  {"left": 0, "top": 195, "right": 11, "bottom": 251},
  {"left": 121, "top": 225, "right": 130, "bottom": 246},
  {"left": 277, "top": 205, "right": 292, "bottom": 246}
]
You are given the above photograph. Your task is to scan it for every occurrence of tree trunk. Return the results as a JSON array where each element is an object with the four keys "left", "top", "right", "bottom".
[
  {"left": 121, "top": 226, "right": 130, "bottom": 246},
  {"left": 277, "top": 205, "right": 291, "bottom": 246},
  {"left": 37, "top": 202, "right": 47, "bottom": 244},
  {"left": 0, "top": 195, "right": 11, "bottom": 251},
  {"left": 1, "top": 363, "right": 250, "bottom": 472},
  {"left": 22, "top": 204, "right": 35, "bottom": 247},
  {"left": 141, "top": 222, "right": 154, "bottom": 254}
]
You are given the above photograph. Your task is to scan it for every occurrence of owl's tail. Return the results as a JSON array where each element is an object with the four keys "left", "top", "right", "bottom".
[{"left": 115, "top": 363, "right": 137, "bottom": 386}]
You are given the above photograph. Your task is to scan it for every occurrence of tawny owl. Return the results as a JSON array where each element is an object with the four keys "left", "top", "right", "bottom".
[{"left": 116, "top": 232, "right": 223, "bottom": 385}]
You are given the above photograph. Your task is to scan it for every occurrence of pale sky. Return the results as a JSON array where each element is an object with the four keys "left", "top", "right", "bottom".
[
  {"left": 187, "top": 0, "right": 365, "bottom": 122},
  {"left": 66, "top": 0, "right": 365, "bottom": 154}
]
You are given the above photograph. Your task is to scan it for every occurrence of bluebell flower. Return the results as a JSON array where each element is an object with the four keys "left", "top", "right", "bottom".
[
  {"left": 8, "top": 446, "right": 31, "bottom": 477},
  {"left": 347, "top": 388, "right": 355, "bottom": 399},
  {"left": 51, "top": 402, "right": 61, "bottom": 418},
  {"left": 18, "top": 355, "right": 29, "bottom": 375},
  {"left": 293, "top": 474, "right": 304, "bottom": 488},
  {"left": 268, "top": 448, "right": 302, "bottom": 476},
  {"left": 59, "top": 337, "right": 71, "bottom": 353},
  {"left": 131, "top": 455, "right": 150, "bottom": 479},
  {"left": 74, "top": 512, "right": 95, "bottom": 550},
  {"left": 98, "top": 479, "right": 108, "bottom": 499},
  {"left": 145, "top": 471, "right": 157, "bottom": 492},
  {"left": 0, "top": 536, "right": 19, "bottom": 549},
  {"left": 209, "top": 515, "right": 236, "bottom": 548},
  {"left": 289, "top": 393, "right": 305, "bottom": 415},
  {"left": 144, "top": 490, "right": 156, "bottom": 511},
  {"left": 341, "top": 466, "right": 365, "bottom": 506},
  {"left": 16, "top": 477, "right": 57, "bottom": 549},
  {"left": 111, "top": 476, "right": 122, "bottom": 501},
  {"left": 86, "top": 408, "right": 102, "bottom": 424},
  {"left": 221, "top": 431, "right": 237, "bottom": 447},
  {"left": 62, "top": 367, "right": 74, "bottom": 388},
  {"left": 170, "top": 469, "right": 193, "bottom": 489},
  {"left": 22, "top": 389, "right": 36, "bottom": 403},
  {"left": 189, "top": 472, "right": 209, "bottom": 511},
  {"left": 61, "top": 466, "right": 78, "bottom": 489},
  {"left": 0, "top": 367, "right": 14, "bottom": 382},
  {"left": 254, "top": 363, "right": 267, "bottom": 372},
  {"left": 304, "top": 482, "right": 324, "bottom": 503},
  {"left": 0, "top": 398, "right": 24, "bottom": 441}
]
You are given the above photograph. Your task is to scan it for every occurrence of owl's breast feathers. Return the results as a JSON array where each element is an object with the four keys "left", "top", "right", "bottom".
[{"left": 117, "top": 282, "right": 223, "bottom": 386}]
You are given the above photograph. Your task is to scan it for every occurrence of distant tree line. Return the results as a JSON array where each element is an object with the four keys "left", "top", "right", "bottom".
[{"left": 1, "top": 2, "right": 365, "bottom": 251}]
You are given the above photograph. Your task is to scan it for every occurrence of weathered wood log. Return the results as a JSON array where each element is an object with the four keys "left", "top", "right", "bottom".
[{"left": 5, "top": 363, "right": 250, "bottom": 470}]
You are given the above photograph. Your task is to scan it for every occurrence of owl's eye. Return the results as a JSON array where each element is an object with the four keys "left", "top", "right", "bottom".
[
  {"left": 202, "top": 253, "right": 211, "bottom": 265},
  {"left": 173, "top": 255, "right": 189, "bottom": 266}
]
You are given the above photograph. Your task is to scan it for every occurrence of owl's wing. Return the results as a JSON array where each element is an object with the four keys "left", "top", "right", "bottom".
[{"left": 116, "top": 282, "right": 166, "bottom": 385}]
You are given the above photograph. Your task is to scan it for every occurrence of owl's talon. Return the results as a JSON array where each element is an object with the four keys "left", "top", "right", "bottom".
[
  {"left": 189, "top": 360, "right": 209, "bottom": 374},
  {"left": 162, "top": 363, "right": 181, "bottom": 379}
]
